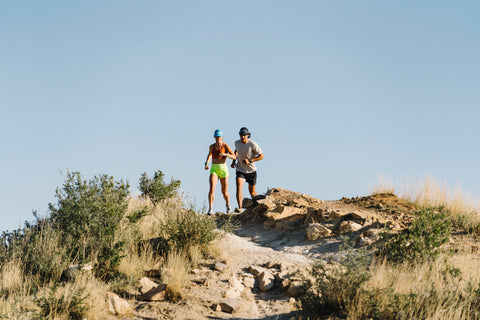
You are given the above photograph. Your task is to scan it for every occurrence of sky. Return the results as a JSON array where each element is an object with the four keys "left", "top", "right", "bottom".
[{"left": 1, "top": 1, "right": 479, "bottom": 232}]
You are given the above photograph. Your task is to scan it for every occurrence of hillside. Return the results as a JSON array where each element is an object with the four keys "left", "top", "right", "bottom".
[{"left": 107, "top": 188, "right": 480, "bottom": 320}]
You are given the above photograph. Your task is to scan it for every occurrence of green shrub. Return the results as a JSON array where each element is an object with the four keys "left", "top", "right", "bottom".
[
  {"left": 162, "top": 210, "right": 218, "bottom": 251},
  {"left": 380, "top": 207, "right": 451, "bottom": 264},
  {"left": 48, "top": 171, "right": 130, "bottom": 279},
  {"left": 300, "top": 252, "right": 371, "bottom": 317},
  {"left": 0, "top": 217, "right": 69, "bottom": 286},
  {"left": 36, "top": 286, "right": 89, "bottom": 320},
  {"left": 139, "top": 170, "right": 180, "bottom": 205}
]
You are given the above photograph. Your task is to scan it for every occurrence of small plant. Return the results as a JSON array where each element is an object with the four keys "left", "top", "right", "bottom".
[
  {"left": 162, "top": 209, "right": 218, "bottom": 252},
  {"left": 139, "top": 170, "right": 181, "bottom": 205},
  {"left": 36, "top": 286, "right": 89, "bottom": 320},
  {"left": 300, "top": 251, "right": 371, "bottom": 317},
  {"left": 380, "top": 207, "right": 451, "bottom": 264}
]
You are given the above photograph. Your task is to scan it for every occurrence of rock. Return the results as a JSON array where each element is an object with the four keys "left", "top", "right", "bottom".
[
  {"left": 256, "top": 198, "right": 277, "bottom": 211},
  {"left": 265, "top": 206, "right": 304, "bottom": 221},
  {"left": 191, "top": 277, "right": 207, "bottom": 285},
  {"left": 223, "top": 276, "right": 244, "bottom": 298},
  {"left": 306, "top": 223, "right": 332, "bottom": 240},
  {"left": 211, "top": 303, "right": 222, "bottom": 312},
  {"left": 287, "top": 281, "right": 304, "bottom": 297},
  {"left": 301, "top": 193, "right": 325, "bottom": 205},
  {"left": 139, "top": 277, "right": 158, "bottom": 294},
  {"left": 242, "top": 277, "right": 255, "bottom": 288},
  {"left": 275, "top": 218, "right": 302, "bottom": 230},
  {"left": 350, "top": 211, "right": 368, "bottom": 222},
  {"left": 137, "top": 283, "right": 167, "bottom": 301},
  {"left": 339, "top": 221, "right": 363, "bottom": 233},
  {"left": 220, "top": 298, "right": 243, "bottom": 313},
  {"left": 242, "top": 198, "right": 255, "bottom": 208},
  {"left": 258, "top": 271, "right": 275, "bottom": 292},
  {"left": 249, "top": 265, "right": 266, "bottom": 276},
  {"left": 292, "top": 197, "right": 310, "bottom": 208},
  {"left": 328, "top": 210, "right": 349, "bottom": 220},
  {"left": 214, "top": 262, "right": 228, "bottom": 272},
  {"left": 107, "top": 292, "right": 131, "bottom": 316}
]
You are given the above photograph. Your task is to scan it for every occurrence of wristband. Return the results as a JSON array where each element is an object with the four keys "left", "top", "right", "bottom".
[{"left": 205, "top": 162, "right": 207, "bottom": 165}]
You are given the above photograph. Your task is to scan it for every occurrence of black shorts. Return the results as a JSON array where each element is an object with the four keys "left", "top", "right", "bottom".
[{"left": 236, "top": 171, "right": 257, "bottom": 185}]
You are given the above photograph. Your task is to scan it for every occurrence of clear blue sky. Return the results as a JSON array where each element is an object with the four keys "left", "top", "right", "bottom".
[{"left": 1, "top": 1, "right": 479, "bottom": 232}]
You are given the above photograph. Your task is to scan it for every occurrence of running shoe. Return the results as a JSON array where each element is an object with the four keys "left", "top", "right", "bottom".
[
  {"left": 206, "top": 209, "right": 212, "bottom": 215},
  {"left": 226, "top": 205, "right": 231, "bottom": 213}
]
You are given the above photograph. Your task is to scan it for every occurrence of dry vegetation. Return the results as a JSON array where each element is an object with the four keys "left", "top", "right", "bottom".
[{"left": 302, "top": 176, "right": 480, "bottom": 319}]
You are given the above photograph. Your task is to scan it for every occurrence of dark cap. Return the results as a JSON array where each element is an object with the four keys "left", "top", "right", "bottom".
[{"left": 239, "top": 127, "right": 251, "bottom": 137}]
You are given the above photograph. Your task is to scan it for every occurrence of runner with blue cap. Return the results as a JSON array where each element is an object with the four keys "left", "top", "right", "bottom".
[{"left": 204, "top": 129, "right": 236, "bottom": 215}]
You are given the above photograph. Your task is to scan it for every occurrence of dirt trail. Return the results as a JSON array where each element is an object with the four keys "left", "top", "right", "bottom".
[{"left": 127, "top": 192, "right": 418, "bottom": 319}]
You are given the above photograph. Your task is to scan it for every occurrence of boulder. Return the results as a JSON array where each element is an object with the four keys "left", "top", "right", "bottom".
[
  {"left": 265, "top": 206, "right": 304, "bottom": 221},
  {"left": 137, "top": 283, "right": 167, "bottom": 301},
  {"left": 139, "top": 277, "right": 158, "bottom": 294},
  {"left": 223, "top": 276, "right": 245, "bottom": 298},
  {"left": 258, "top": 271, "right": 275, "bottom": 292},
  {"left": 220, "top": 298, "right": 243, "bottom": 313},
  {"left": 214, "top": 262, "right": 228, "bottom": 272},
  {"left": 107, "top": 292, "right": 131, "bottom": 316},
  {"left": 306, "top": 223, "right": 332, "bottom": 240},
  {"left": 249, "top": 265, "right": 266, "bottom": 276},
  {"left": 61, "top": 264, "right": 81, "bottom": 282},
  {"left": 339, "top": 221, "right": 363, "bottom": 233},
  {"left": 328, "top": 210, "right": 349, "bottom": 221},
  {"left": 276, "top": 218, "right": 302, "bottom": 230},
  {"left": 256, "top": 198, "right": 277, "bottom": 211}
]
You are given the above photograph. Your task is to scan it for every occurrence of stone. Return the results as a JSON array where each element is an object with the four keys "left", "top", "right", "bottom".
[
  {"left": 139, "top": 277, "right": 158, "bottom": 294},
  {"left": 256, "top": 198, "right": 277, "bottom": 211},
  {"left": 275, "top": 218, "right": 302, "bottom": 230},
  {"left": 292, "top": 197, "right": 310, "bottom": 208},
  {"left": 287, "top": 281, "right": 304, "bottom": 297},
  {"left": 339, "top": 221, "right": 363, "bottom": 233},
  {"left": 249, "top": 265, "right": 266, "bottom": 276},
  {"left": 223, "top": 276, "right": 244, "bottom": 298},
  {"left": 242, "top": 198, "right": 255, "bottom": 208},
  {"left": 253, "top": 194, "right": 266, "bottom": 201},
  {"left": 211, "top": 303, "right": 222, "bottom": 312},
  {"left": 220, "top": 298, "right": 243, "bottom": 313},
  {"left": 214, "top": 262, "right": 228, "bottom": 272},
  {"left": 328, "top": 210, "right": 349, "bottom": 220},
  {"left": 137, "top": 283, "right": 167, "bottom": 301},
  {"left": 242, "top": 277, "right": 255, "bottom": 288},
  {"left": 350, "top": 211, "right": 368, "bottom": 222},
  {"left": 258, "top": 271, "right": 275, "bottom": 292},
  {"left": 107, "top": 292, "right": 131, "bottom": 316},
  {"left": 306, "top": 223, "right": 332, "bottom": 240},
  {"left": 265, "top": 206, "right": 304, "bottom": 221}
]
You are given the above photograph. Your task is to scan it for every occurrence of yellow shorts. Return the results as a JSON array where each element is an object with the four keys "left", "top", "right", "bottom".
[{"left": 210, "top": 163, "right": 229, "bottom": 178}]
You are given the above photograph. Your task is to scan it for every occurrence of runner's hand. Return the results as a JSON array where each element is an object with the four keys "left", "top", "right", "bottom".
[
  {"left": 231, "top": 162, "right": 236, "bottom": 168},
  {"left": 204, "top": 163, "right": 209, "bottom": 170}
]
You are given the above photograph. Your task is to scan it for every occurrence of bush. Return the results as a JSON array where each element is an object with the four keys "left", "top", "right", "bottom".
[
  {"left": 300, "top": 252, "right": 371, "bottom": 317},
  {"left": 36, "top": 286, "right": 89, "bottom": 320},
  {"left": 0, "top": 217, "right": 69, "bottom": 286},
  {"left": 139, "top": 170, "right": 180, "bottom": 205},
  {"left": 380, "top": 207, "right": 451, "bottom": 264},
  {"left": 162, "top": 210, "right": 218, "bottom": 252},
  {"left": 49, "top": 171, "right": 130, "bottom": 279}
]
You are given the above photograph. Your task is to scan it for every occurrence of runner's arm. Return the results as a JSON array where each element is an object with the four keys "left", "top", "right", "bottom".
[
  {"left": 247, "top": 153, "right": 264, "bottom": 164},
  {"left": 205, "top": 146, "right": 213, "bottom": 169},
  {"left": 220, "top": 144, "right": 236, "bottom": 160},
  {"left": 231, "top": 150, "right": 238, "bottom": 168}
]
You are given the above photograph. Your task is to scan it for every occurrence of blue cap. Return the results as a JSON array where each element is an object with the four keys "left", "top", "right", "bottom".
[{"left": 214, "top": 129, "right": 224, "bottom": 137}]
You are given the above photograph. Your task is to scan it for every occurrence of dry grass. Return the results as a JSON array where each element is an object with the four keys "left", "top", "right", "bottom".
[
  {"left": 161, "top": 250, "right": 191, "bottom": 301},
  {"left": 349, "top": 254, "right": 480, "bottom": 319},
  {"left": 372, "top": 175, "right": 480, "bottom": 231}
]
